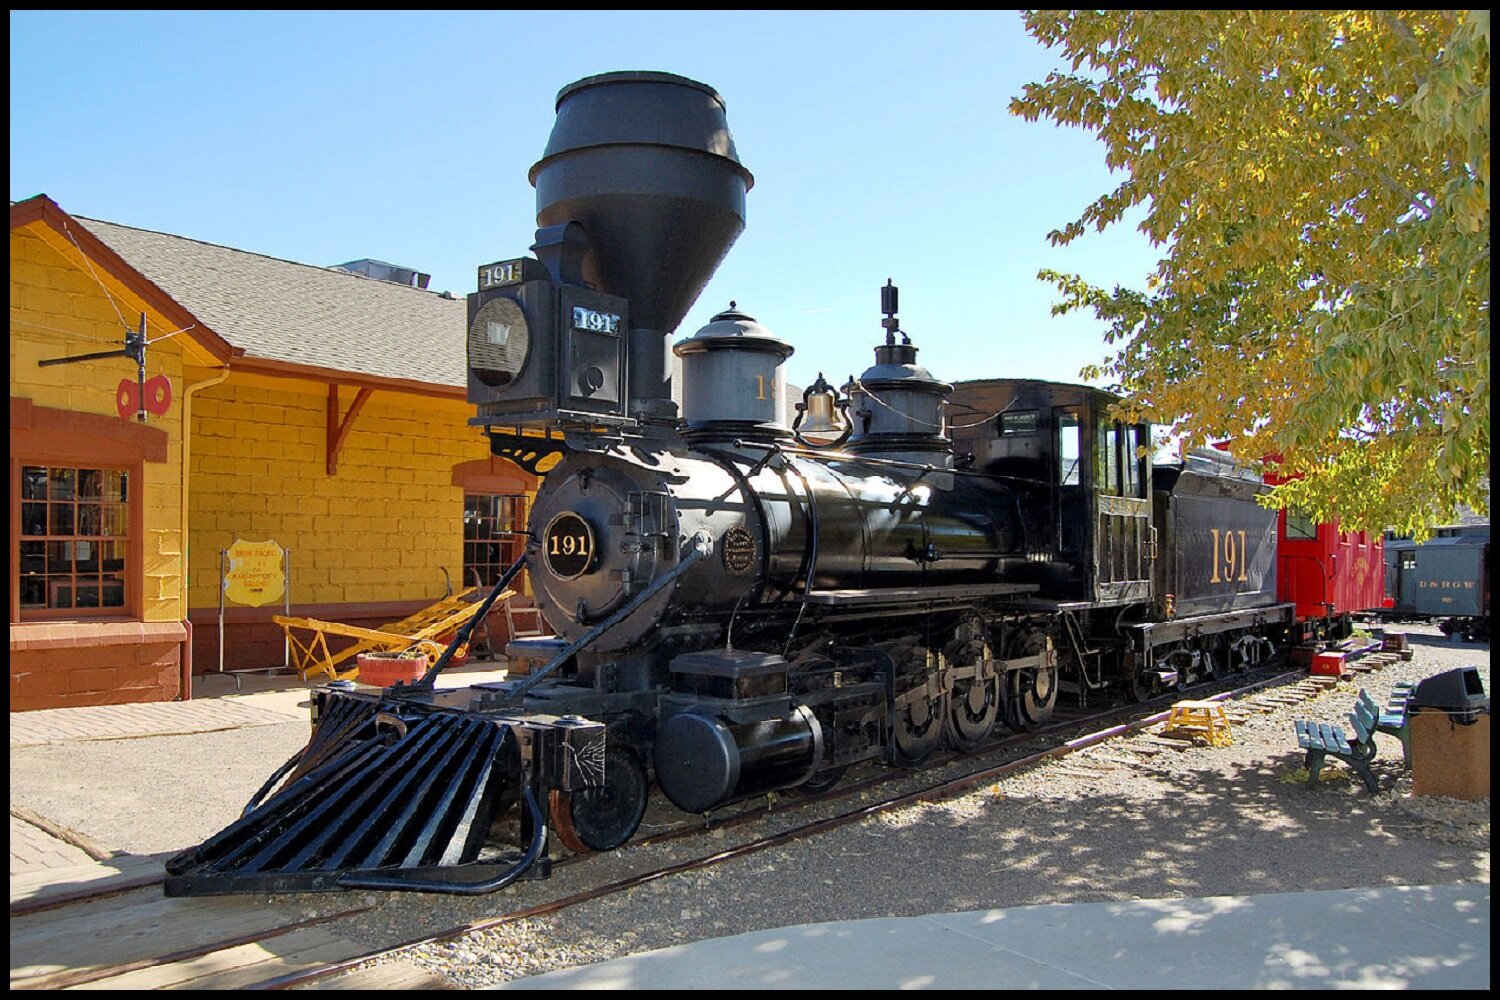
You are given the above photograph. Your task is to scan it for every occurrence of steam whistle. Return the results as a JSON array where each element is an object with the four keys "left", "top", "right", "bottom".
[{"left": 881, "top": 279, "right": 908, "bottom": 346}]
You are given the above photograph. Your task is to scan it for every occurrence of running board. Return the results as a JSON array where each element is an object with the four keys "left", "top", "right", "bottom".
[{"left": 164, "top": 690, "right": 604, "bottom": 896}]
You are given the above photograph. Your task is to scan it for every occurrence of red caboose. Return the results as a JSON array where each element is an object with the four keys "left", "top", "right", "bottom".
[
  {"left": 1264, "top": 466, "right": 1387, "bottom": 642},
  {"left": 1276, "top": 512, "right": 1386, "bottom": 641}
]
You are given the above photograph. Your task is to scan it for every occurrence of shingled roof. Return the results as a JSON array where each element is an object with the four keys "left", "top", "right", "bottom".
[{"left": 76, "top": 215, "right": 467, "bottom": 390}]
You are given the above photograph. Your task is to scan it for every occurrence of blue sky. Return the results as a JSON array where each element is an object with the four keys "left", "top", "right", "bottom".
[{"left": 10, "top": 11, "right": 1158, "bottom": 392}]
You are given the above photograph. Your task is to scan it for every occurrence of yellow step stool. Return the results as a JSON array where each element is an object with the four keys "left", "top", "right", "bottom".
[{"left": 1164, "top": 699, "right": 1234, "bottom": 747}]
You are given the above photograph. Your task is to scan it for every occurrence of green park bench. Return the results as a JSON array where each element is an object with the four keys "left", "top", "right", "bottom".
[
  {"left": 1358, "top": 687, "right": 1414, "bottom": 767},
  {"left": 1294, "top": 695, "right": 1385, "bottom": 793}
]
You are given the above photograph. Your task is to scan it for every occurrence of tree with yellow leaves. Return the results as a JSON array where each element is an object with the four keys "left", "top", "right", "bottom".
[{"left": 1012, "top": 10, "right": 1489, "bottom": 537}]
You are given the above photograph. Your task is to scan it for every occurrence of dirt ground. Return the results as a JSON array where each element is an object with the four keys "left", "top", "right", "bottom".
[
  {"left": 8, "top": 625, "right": 1489, "bottom": 987},
  {"left": 399, "top": 627, "right": 1490, "bottom": 986}
]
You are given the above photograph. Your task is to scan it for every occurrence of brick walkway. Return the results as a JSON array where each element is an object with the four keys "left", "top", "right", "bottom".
[
  {"left": 9, "top": 814, "right": 95, "bottom": 877},
  {"left": 9, "top": 698, "right": 297, "bottom": 748}
]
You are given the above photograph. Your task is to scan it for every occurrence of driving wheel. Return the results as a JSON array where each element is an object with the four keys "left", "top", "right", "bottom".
[{"left": 944, "top": 640, "right": 1000, "bottom": 751}]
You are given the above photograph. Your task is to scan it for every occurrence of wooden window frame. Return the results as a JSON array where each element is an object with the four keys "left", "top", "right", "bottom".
[
  {"left": 16, "top": 463, "right": 138, "bottom": 620},
  {"left": 450, "top": 458, "right": 539, "bottom": 596},
  {"left": 463, "top": 493, "right": 530, "bottom": 591},
  {"left": 10, "top": 398, "right": 164, "bottom": 624}
]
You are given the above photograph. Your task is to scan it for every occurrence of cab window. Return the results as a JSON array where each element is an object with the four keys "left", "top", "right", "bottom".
[
  {"left": 1057, "top": 410, "right": 1081, "bottom": 486},
  {"left": 1286, "top": 511, "right": 1317, "bottom": 540}
]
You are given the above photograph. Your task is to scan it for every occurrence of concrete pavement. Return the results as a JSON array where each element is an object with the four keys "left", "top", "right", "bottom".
[{"left": 496, "top": 884, "right": 1491, "bottom": 990}]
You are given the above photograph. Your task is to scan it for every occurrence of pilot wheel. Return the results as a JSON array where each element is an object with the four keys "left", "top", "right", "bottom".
[{"left": 550, "top": 745, "right": 649, "bottom": 854}]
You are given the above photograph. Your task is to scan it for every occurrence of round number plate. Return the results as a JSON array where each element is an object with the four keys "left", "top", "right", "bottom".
[{"left": 543, "top": 512, "right": 596, "bottom": 580}]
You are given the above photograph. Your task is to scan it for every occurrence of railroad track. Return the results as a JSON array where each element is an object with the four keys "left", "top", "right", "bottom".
[{"left": 10, "top": 644, "right": 1402, "bottom": 990}]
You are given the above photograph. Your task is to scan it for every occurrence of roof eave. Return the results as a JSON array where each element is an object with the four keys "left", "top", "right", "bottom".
[
  {"left": 231, "top": 353, "right": 467, "bottom": 398},
  {"left": 11, "top": 194, "right": 238, "bottom": 367}
]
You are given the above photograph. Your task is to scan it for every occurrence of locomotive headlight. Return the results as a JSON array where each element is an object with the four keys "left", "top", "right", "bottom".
[{"left": 468, "top": 296, "right": 532, "bottom": 387}]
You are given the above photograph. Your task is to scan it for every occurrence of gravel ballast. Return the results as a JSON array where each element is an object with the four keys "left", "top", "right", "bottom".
[
  {"left": 399, "top": 628, "right": 1490, "bottom": 987},
  {"left": 8, "top": 625, "right": 1488, "bottom": 988}
]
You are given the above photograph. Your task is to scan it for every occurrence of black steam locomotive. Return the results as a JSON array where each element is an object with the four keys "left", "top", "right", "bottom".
[{"left": 165, "top": 72, "right": 1293, "bottom": 897}]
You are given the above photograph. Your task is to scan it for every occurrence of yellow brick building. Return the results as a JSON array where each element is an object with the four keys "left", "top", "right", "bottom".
[{"left": 10, "top": 196, "right": 536, "bottom": 708}]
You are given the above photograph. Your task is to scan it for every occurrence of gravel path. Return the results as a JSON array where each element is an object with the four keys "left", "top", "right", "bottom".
[
  {"left": 8, "top": 626, "right": 1488, "bottom": 989},
  {"left": 393, "top": 628, "right": 1488, "bottom": 988}
]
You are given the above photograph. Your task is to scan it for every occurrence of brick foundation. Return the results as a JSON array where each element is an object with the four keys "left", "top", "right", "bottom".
[{"left": 10, "top": 621, "right": 187, "bottom": 710}]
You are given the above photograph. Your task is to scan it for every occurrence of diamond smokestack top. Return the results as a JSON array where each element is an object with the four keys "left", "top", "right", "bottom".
[{"left": 531, "top": 71, "right": 754, "bottom": 418}]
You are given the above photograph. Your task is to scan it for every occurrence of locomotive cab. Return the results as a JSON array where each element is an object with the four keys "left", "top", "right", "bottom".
[{"left": 950, "top": 379, "right": 1152, "bottom": 605}]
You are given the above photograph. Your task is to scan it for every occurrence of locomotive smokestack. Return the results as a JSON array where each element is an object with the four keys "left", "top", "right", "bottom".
[{"left": 530, "top": 71, "right": 754, "bottom": 420}]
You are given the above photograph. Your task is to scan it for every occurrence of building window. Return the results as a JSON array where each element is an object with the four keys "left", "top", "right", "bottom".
[
  {"left": 463, "top": 493, "right": 529, "bottom": 589},
  {"left": 18, "top": 465, "right": 130, "bottom": 613}
]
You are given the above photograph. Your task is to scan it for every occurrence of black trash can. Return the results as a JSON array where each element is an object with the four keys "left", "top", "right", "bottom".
[{"left": 1408, "top": 666, "right": 1489, "bottom": 801}]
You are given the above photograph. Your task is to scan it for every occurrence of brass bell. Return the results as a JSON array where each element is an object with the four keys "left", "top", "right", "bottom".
[{"left": 793, "top": 374, "right": 851, "bottom": 448}]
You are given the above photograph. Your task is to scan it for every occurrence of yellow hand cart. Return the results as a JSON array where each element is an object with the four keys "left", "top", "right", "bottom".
[{"left": 273, "top": 588, "right": 508, "bottom": 682}]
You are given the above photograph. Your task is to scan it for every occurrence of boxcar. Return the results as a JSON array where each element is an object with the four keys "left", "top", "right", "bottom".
[{"left": 1383, "top": 524, "right": 1490, "bottom": 641}]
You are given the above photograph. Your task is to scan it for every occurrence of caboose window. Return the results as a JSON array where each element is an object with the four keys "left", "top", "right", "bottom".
[
  {"left": 1101, "top": 421, "right": 1121, "bottom": 496},
  {"left": 1123, "top": 425, "right": 1144, "bottom": 498},
  {"left": 1286, "top": 511, "right": 1317, "bottom": 540}
]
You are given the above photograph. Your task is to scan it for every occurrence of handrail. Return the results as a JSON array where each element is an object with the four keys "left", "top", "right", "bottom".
[
  {"left": 506, "top": 532, "right": 715, "bottom": 701},
  {"left": 406, "top": 556, "right": 527, "bottom": 691}
]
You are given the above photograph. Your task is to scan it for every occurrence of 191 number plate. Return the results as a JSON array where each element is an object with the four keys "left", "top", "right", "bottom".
[{"left": 543, "top": 512, "right": 595, "bottom": 580}]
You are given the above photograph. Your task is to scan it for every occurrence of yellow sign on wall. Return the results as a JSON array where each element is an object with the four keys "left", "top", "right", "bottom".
[{"left": 224, "top": 539, "right": 286, "bottom": 607}]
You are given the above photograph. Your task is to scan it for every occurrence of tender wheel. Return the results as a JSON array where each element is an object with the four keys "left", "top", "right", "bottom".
[
  {"left": 1207, "top": 637, "right": 1232, "bottom": 680},
  {"left": 550, "top": 745, "right": 648, "bottom": 854},
  {"left": 1159, "top": 645, "right": 1194, "bottom": 690},
  {"left": 1128, "top": 664, "right": 1158, "bottom": 703},
  {"left": 1123, "top": 648, "right": 1156, "bottom": 704},
  {"left": 1230, "top": 634, "right": 1263, "bottom": 672}
]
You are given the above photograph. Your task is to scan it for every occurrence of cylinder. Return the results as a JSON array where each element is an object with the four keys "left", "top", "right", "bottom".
[{"left": 653, "top": 704, "right": 822, "bottom": 813}]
